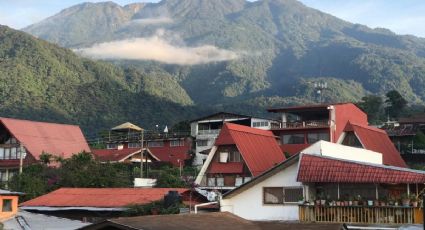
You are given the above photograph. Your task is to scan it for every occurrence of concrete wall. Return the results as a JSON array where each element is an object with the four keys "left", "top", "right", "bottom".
[
  {"left": 220, "top": 163, "right": 302, "bottom": 221},
  {"left": 0, "top": 195, "right": 19, "bottom": 221}
]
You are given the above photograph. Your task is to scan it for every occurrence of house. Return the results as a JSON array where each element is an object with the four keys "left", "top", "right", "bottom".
[
  {"left": 0, "top": 189, "right": 24, "bottom": 221},
  {"left": 190, "top": 112, "right": 279, "bottom": 166},
  {"left": 383, "top": 113, "right": 425, "bottom": 165},
  {"left": 220, "top": 141, "right": 425, "bottom": 225},
  {"left": 195, "top": 123, "right": 285, "bottom": 191},
  {"left": 20, "top": 187, "right": 203, "bottom": 222},
  {"left": 99, "top": 122, "right": 192, "bottom": 167},
  {"left": 268, "top": 103, "right": 368, "bottom": 155},
  {"left": 3, "top": 211, "right": 89, "bottom": 229},
  {"left": 268, "top": 103, "right": 407, "bottom": 167},
  {"left": 0, "top": 117, "right": 90, "bottom": 186},
  {"left": 80, "top": 212, "right": 343, "bottom": 230},
  {"left": 92, "top": 148, "right": 159, "bottom": 164}
]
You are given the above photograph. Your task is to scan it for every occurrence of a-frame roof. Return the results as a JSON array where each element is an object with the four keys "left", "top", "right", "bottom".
[
  {"left": 343, "top": 122, "right": 407, "bottom": 168},
  {"left": 215, "top": 123, "right": 285, "bottom": 177},
  {"left": 0, "top": 117, "right": 90, "bottom": 160}
]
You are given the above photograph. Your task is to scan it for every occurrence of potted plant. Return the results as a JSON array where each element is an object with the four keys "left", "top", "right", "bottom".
[
  {"left": 411, "top": 194, "right": 418, "bottom": 207},
  {"left": 353, "top": 195, "right": 361, "bottom": 206},
  {"left": 348, "top": 195, "right": 353, "bottom": 206},
  {"left": 380, "top": 196, "right": 387, "bottom": 206},
  {"left": 298, "top": 195, "right": 305, "bottom": 205},
  {"left": 336, "top": 198, "right": 342, "bottom": 206},
  {"left": 367, "top": 200, "right": 374, "bottom": 206},
  {"left": 401, "top": 193, "right": 411, "bottom": 207},
  {"left": 374, "top": 200, "right": 380, "bottom": 206}
]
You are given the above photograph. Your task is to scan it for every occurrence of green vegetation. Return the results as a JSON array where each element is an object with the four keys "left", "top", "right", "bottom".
[{"left": 124, "top": 199, "right": 183, "bottom": 216}]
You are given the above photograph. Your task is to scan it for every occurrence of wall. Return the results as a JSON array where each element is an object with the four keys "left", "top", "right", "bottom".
[
  {"left": 220, "top": 163, "right": 302, "bottom": 221},
  {"left": 0, "top": 195, "right": 19, "bottom": 221}
]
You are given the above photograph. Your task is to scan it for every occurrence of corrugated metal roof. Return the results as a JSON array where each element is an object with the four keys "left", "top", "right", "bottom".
[
  {"left": 209, "top": 162, "right": 244, "bottom": 174},
  {"left": 215, "top": 123, "right": 285, "bottom": 177},
  {"left": 20, "top": 188, "right": 189, "bottom": 208},
  {"left": 111, "top": 122, "right": 143, "bottom": 131},
  {"left": 345, "top": 122, "right": 407, "bottom": 168},
  {"left": 91, "top": 148, "right": 159, "bottom": 162},
  {"left": 297, "top": 154, "right": 425, "bottom": 184},
  {"left": 0, "top": 117, "right": 90, "bottom": 161},
  {"left": 149, "top": 145, "right": 190, "bottom": 167}
]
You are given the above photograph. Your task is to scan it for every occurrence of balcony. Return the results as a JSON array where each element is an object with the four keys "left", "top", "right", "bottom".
[
  {"left": 197, "top": 129, "right": 221, "bottom": 136},
  {"left": 299, "top": 205, "right": 422, "bottom": 224},
  {"left": 272, "top": 120, "right": 329, "bottom": 130}
]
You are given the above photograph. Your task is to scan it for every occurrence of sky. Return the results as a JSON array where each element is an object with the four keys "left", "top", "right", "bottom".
[{"left": 1, "top": 0, "right": 425, "bottom": 38}]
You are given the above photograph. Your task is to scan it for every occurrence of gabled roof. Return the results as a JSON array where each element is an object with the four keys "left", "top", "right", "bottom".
[
  {"left": 91, "top": 148, "right": 159, "bottom": 162},
  {"left": 111, "top": 122, "right": 143, "bottom": 131},
  {"left": 223, "top": 155, "right": 300, "bottom": 199},
  {"left": 149, "top": 144, "right": 190, "bottom": 167},
  {"left": 20, "top": 188, "right": 188, "bottom": 209},
  {"left": 297, "top": 154, "right": 425, "bottom": 184},
  {"left": 344, "top": 122, "right": 407, "bottom": 168},
  {"left": 0, "top": 117, "right": 90, "bottom": 160},
  {"left": 190, "top": 112, "right": 252, "bottom": 123},
  {"left": 215, "top": 123, "right": 285, "bottom": 177}
]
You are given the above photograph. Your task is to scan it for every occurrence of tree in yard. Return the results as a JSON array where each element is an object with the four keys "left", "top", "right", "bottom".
[
  {"left": 357, "top": 95, "right": 383, "bottom": 124},
  {"left": 385, "top": 90, "right": 407, "bottom": 119}
]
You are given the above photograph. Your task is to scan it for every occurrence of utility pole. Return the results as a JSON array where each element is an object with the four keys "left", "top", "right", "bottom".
[{"left": 19, "top": 145, "right": 25, "bottom": 174}]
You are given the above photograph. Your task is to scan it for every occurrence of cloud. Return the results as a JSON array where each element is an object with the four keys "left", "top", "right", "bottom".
[
  {"left": 128, "top": 17, "right": 173, "bottom": 25},
  {"left": 75, "top": 31, "right": 239, "bottom": 65}
]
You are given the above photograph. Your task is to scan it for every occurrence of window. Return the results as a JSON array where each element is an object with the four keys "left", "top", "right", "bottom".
[
  {"left": 147, "top": 141, "right": 164, "bottom": 147},
  {"left": 264, "top": 187, "right": 284, "bottom": 204},
  {"left": 170, "top": 140, "right": 184, "bottom": 147},
  {"left": 342, "top": 132, "right": 363, "bottom": 148},
  {"left": 107, "top": 143, "right": 118, "bottom": 149},
  {"left": 282, "top": 134, "right": 305, "bottom": 144},
  {"left": 197, "top": 140, "right": 208, "bottom": 147},
  {"left": 253, "top": 121, "right": 269, "bottom": 127},
  {"left": 10, "top": 147, "right": 17, "bottom": 159},
  {"left": 0, "top": 170, "right": 6, "bottom": 182},
  {"left": 229, "top": 151, "right": 241, "bottom": 162},
  {"left": 2, "top": 199, "right": 12, "bottom": 212},
  {"left": 4, "top": 148, "right": 9, "bottom": 159},
  {"left": 263, "top": 187, "right": 304, "bottom": 204},
  {"left": 128, "top": 142, "right": 141, "bottom": 148},
  {"left": 216, "top": 177, "right": 224, "bottom": 186},
  {"left": 307, "top": 132, "right": 330, "bottom": 143}
]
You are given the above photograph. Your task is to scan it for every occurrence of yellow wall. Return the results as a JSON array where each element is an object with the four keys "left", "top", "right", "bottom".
[{"left": 0, "top": 195, "right": 19, "bottom": 221}]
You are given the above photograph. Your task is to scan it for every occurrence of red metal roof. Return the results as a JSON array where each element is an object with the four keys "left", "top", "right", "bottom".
[
  {"left": 297, "top": 154, "right": 425, "bottom": 184},
  {"left": 149, "top": 145, "right": 190, "bottom": 167},
  {"left": 91, "top": 148, "right": 159, "bottom": 162},
  {"left": 209, "top": 162, "right": 244, "bottom": 174},
  {"left": 0, "top": 117, "right": 90, "bottom": 161},
  {"left": 345, "top": 122, "right": 407, "bottom": 168},
  {"left": 20, "top": 188, "right": 189, "bottom": 208},
  {"left": 215, "top": 123, "right": 285, "bottom": 177}
]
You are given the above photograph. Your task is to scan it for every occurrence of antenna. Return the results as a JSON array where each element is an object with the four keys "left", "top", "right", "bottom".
[{"left": 313, "top": 81, "right": 328, "bottom": 103}]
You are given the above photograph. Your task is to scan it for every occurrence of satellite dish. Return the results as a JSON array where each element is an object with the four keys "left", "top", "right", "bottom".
[{"left": 164, "top": 125, "right": 169, "bottom": 133}]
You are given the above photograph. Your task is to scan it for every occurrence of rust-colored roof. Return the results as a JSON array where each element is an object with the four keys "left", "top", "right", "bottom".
[
  {"left": 0, "top": 117, "right": 90, "bottom": 160},
  {"left": 345, "top": 122, "right": 407, "bottom": 168},
  {"left": 91, "top": 148, "right": 159, "bottom": 162},
  {"left": 20, "top": 188, "right": 189, "bottom": 208},
  {"left": 149, "top": 145, "right": 190, "bottom": 167},
  {"left": 209, "top": 162, "right": 244, "bottom": 174},
  {"left": 215, "top": 123, "right": 285, "bottom": 177},
  {"left": 297, "top": 154, "right": 425, "bottom": 183}
]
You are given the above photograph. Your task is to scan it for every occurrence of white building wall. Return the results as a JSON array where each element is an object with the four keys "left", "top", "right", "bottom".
[{"left": 220, "top": 163, "right": 302, "bottom": 221}]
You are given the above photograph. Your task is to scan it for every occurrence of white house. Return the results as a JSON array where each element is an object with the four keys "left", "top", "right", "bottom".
[{"left": 220, "top": 141, "right": 425, "bottom": 224}]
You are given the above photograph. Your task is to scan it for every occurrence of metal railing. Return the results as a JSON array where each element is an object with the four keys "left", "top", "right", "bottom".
[
  {"left": 197, "top": 129, "right": 221, "bottom": 136},
  {"left": 299, "top": 205, "right": 422, "bottom": 224},
  {"left": 272, "top": 120, "right": 329, "bottom": 129}
]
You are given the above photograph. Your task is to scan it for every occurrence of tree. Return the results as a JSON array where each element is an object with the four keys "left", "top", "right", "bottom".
[
  {"left": 357, "top": 95, "right": 383, "bottom": 124},
  {"left": 385, "top": 90, "right": 407, "bottom": 119}
]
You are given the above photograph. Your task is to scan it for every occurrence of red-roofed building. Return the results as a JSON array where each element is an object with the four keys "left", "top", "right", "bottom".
[
  {"left": 0, "top": 117, "right": 90, "bottom": 186},
  {"left": 268, "top": 103, "right": 406, "bottom": 168},
  {"left": 195, "top": 123, "right": 285, "bottom": 190},
  {"left": 221, "top": 143, "right": 425, "bottom": 224},
  {"left": 91, "top": 148, "right": 159, "bottom": 163},
  {"left": 20, "top": 187, "right": 206, "bottom": 222},
  {"left": 339, "top": 122, "right": 407, "bottom": 168}
]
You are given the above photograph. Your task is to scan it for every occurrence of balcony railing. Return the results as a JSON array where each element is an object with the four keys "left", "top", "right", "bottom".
[
  {"left": 197, "top": 129, "right": 221, "bottom": 136},
  {"left": 272, "top": 120, "right": 329, "bottom": 129},
  {"left": 299, "top": 205, "right": 422, "bottom": 224}
]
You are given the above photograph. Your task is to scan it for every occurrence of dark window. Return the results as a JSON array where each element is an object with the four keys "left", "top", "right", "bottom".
[
  {"left": 264, "top": 187, "right": 283, "bottom": 204},
  {"left": 147, "top": 141, "right": 164, "bottom": 147},
  {"left": 342, "top": 132, "right": 363, "bottom": 148},
  {"left": 2, "top": 199, "right": 12, "bottom": 212},
  {"left": 170, "top": 140, "right": 184, "bottom": 147},
  {"left": 284, "top": 187, "right": 304, "bottom": 203},
  {"left": 282, "top": 134, "right": 305, "bottom": 144},
  {"left": 307, "top": 132, "right": 330, "bottom": 143},
  {"left": 197, "top": 140, "right": 208, "bottom": 147}
]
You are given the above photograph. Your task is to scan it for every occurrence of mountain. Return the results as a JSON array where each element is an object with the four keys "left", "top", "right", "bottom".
[
  {"left": 23, "top": 0, "right": 425, "bottom": 108},
  {"left": 0, "top": 25, "right": 199, "bottom": 134}
]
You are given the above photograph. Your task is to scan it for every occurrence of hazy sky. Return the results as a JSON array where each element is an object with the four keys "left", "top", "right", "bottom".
[{"left": 1, "top": 0, "right": 425, "bottom": 38}]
